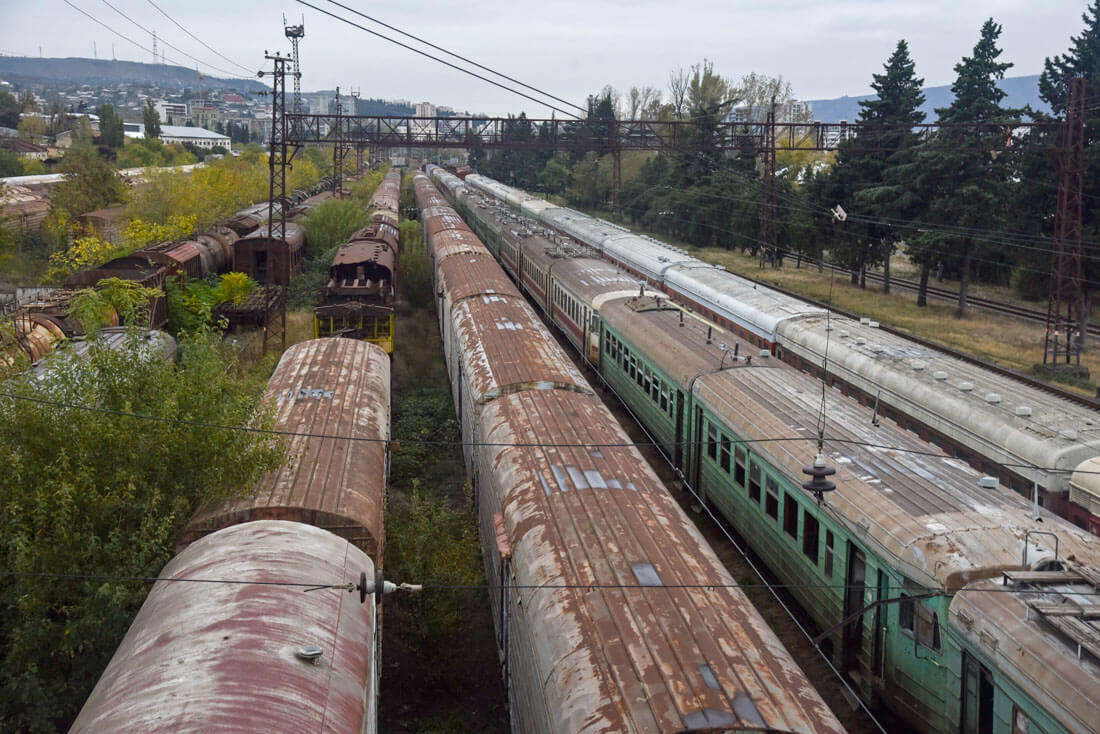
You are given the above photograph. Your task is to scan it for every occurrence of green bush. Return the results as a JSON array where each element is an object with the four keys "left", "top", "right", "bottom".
[
  {"left": 0, "top": 331, "right": 283, "bottom": 731},
  {"left": 302, "top": 198, "right": 369, "bottom": 256}
]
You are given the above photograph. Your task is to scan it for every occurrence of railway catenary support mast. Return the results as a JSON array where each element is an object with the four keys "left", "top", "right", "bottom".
[
  {"left": 258, "top": 52, "right": 296, "bottom": 354},
  {"left": 1044, "top": 76, "right": 1086, "bottom": 368}
]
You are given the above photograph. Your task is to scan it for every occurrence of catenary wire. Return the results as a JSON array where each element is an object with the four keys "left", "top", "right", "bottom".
[
  {"left": 98, "top": 0, "right": 242, "bottom": 78},
  {"left": 322, "top": 0, "right": 587, "bottom": 116},
  {"left": 6, "top": 570, "right": 1098, "bottom": 597},
  {"left": 293, "top": 0, "right": 581, "bottom": 119},
  {"left": 143, "top": 0, "right": 255, "bottom": 75},
  {"left": 0, "top": 389, "right": 1095, "bottom": 475},
  {"left": 62, "top": 0, "right": 192, "bottom": 71}
]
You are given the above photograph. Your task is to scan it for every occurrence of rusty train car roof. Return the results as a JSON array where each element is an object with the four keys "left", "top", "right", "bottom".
[
  {"left": 237, "top": 221, "right": 306, "bottom": 249},
  {"left": 420, "top": 170, "right": 845, "bottom": 733},
  {"left": 71, "top": 521, "right": 377, "bottom": 734},
  {"left": 427, "top": 227, "right": 488, "bottom": 261},
  {"left": 370, "top": 169, "right": 401, "bottom": 215},
  {"left": 481, "top": 389, "right": 844, "bottom": 733},
  {"left": 449, "top": 295, "right": 588, "bottom": 404},
  {"left": 421, "top": 206, "right": 470, "bottom": 239},
  {"left": 187, "top": 338, "right": 390, "bottom": 560},
  {"left": 437, "top": 252, "right": 521, "bottom": 305}
]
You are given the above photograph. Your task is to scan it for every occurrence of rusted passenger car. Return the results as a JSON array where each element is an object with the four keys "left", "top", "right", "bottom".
[
  {"left": 415, "top": 172, "right": 844, "bottom": 734},
  {"left": 186, "top": 338, "right": 390, "bottom": 561},
  {"left": 313, "top": 169, "right": 403, "bottom": 353},
  {"left": 231, "top": 221, "right": 305, "bottom": 286},
  {"left": 71, "top": 521, "right": 380, "bottom": 734}
]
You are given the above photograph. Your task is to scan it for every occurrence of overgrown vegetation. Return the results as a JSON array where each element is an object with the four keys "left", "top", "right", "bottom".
[
  {"left": 399, "top": 219, "right": 431, "bottom": 308},
  {"left": 287, "top": 197, "right": 371, "bottom": 310},
  {"left": 68, "top": 277, "right": 162, "bottom": 334},
  {"left": 165, "top": 272, "right": 258, "bottom": 333},
  {"left": 0, "top": 331, "right": 283, "bottom": 732}
]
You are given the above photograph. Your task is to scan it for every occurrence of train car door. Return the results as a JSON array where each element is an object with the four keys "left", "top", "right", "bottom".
[
  {"left": 843, "top": 545, "right": 866, "bottom": 678},
  {"left": 673, "top": 391, "right": 685, "bottom": 470},
  {"left": 960, "top": 653, "right": 995, "bottom": 734},
  {"left": 691, "top": 406, "right": 704, "bottom": 490},
  {"left": 871, "top": 569, "right": 887, "bottom": 679}
]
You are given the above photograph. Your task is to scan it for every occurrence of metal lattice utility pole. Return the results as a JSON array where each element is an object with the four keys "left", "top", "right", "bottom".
[
  {"left": 332, "top": 86, "right": 346, "bottom": 197},
  {"left": 760, "top": 97, "right": 778, "bottom": 269},
  {"left": 1044, "top": 76, "right": 1086, "bottom": 368},
  {"left": 258, "top": 52, "right": 296, "bottom": 355},
  {"left": 284, "top": 18, "right": 305, "bottom": 115}
]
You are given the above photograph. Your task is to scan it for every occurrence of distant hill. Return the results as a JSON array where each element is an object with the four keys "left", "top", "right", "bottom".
[
  {"left": 806, "top": 74, "right": 1048, "bottom": 123},
  {"left": 0, "top": 56, "right": 266, "bottom": 93}
]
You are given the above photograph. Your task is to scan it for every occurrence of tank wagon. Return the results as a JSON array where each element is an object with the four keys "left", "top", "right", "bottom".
[
  {"left": 314, "top": 169, "right": 402, "bottom": 353},
  {"left": 430, "top": 164, "right": 1100, "bottom": 734},
  {"left": 462, "top": 173, "right": 1100, "bottom": 533},
  {"left": 414, "top": 172, "right": 845, "bottom": 734},
  {"left": 74, "top": 338, "right": 392, "bottom": 733}
]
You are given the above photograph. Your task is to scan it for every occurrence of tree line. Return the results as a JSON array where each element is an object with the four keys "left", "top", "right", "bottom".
[{"left": 474, "top": 7, "right": 1100, "bottom": 326}]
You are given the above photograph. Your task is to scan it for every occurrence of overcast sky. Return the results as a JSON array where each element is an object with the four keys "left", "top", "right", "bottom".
[{"left": 0, "top": 0, "right": 1092, "bottom": 116}]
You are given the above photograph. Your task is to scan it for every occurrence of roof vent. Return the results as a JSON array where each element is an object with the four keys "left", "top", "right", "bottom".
[
  {"left": 838, "top": 329, "right": 849, "bottom": 338},
  {"left": 870, "top": 344, "right": 884, "bottom": 353},
  {"left": 869, "top": 321, "right": 880, "bottom": 328},
  {"left": 958, "top": 382, "right": 974, "bottom": 392},
  {"left": 911, "top": 360, "right": 927, "bottom": 371},
  {"left": 1060, "top": 429, "right": 1079, "bottom": 441},
  {"left": 854, "top": 336, "right": 867, "bottom": 345},
  {"left": 1015, "top": 406, "right": 1032, "bottom": 417},
  {"left": 859, "top": 317, "right": 871, "bottom": 325},
  {"left": 933, "top": 371, "right": 948, "bottom": 381},
  {"left": 296, "top": 645, "right": 324, "bottom": 663},
  {"left": 758, "top": 349, "right": 771, "bottom": 358},
  {"left": 978, "top": 476, "right": 998, "bottom": 489},
  {"left": 985, "top": 393, "right": 1002, "bottom": 404},
  {"left": 824, "top": 323, "right": 833, "bottom": 331}
]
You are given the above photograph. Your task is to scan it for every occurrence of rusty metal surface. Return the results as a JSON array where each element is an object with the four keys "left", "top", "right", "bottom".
[
  {"left": 448, "top": 295, "right": 588, "bottom": 404},
  {"left": 371, "top": 169, "right": 401, "bottom": 217},
  {"left": 436, "top": 252, "right": 520, "bottom": 305},
  {"left": 413, "top": 173, "right": 448, "bottom": 209},
  {"left": 232, "top": 222, "right": 306, "bottom": 286},
  {"left": 187, "top": 338, "right": 390, "bottom": 561},
  {"left": 475, "top": 389, "right": 844, "bottom": 734},
  {"left": 71, "top": 520, "right": 377, "bottom": 734},
  {"left": 419, "top": 173, "right": 845, "bottom": 734},
  {"left": 427, "top": 227, "right": 488, "bottom": 262},
  {"left": 949, "top": 574, "right": 1100, "bottom": 733},
  {"left": 421, "top": 206, "right": 471, "bottom": 240}
]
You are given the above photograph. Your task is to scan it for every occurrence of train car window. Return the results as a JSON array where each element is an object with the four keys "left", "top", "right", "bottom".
[
  {"left": 660, "top": 388, "right": 669, "bottom": 413},
  {"left": 803, "top": 511, "right": 819, "bottom": 564},
  {"left": 629, "top": 356, "right": 637, "bottom": 380},
  {"left": 900, "top": 579, "right": 941, "bottom": 651},
  {"left": 824, "top": 531, "right": 835, "bottom": 578},
  {"left": 651, "top": 376, "right": 660, "bottom": 402},
  {"left": 783, "top": 493, "right": 798, "bottom": 538},
  {"left": 734, "top": 448, "right": 746, "bottom": 487},
  {"left": 719, "top": 436, "right": 731, "bottom": 473},
  {"left": 707, "top": 422, "right": 718, "bottom": 460},
  {"left": 642, "top": 367, "right": 651, "bottom": 394},
  {"left": 765, "top": 477, "right": 779, "bottom": 520},
  {"left": 1012, "top": 706, "right": 1036, "bottom": 734},
  {"left": 749, "top": 462, "right": 761, "bottom": 502}
]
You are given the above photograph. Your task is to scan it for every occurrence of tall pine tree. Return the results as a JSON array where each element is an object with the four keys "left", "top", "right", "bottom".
[
  {"left": 807, "top": 39, "right": 925, "bottom": 289},
  {"left": 909, "top": 19, "right": 1020, "bottom": 315},
  {"left": 1031, "top": 2, "right": 1100, "bottom": 340}
]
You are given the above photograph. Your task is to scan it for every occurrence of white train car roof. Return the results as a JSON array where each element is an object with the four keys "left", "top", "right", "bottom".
[
  {"left": 666, "top": 263, "right": 826, "bottom": 343},
  {"left": 425, "top": 164, "right": 466, "bottom": 199},
  {"left": 777, "top": 315, "right": 1100, "bottom": 494},
  {"left": 464, "top": 173, "right": 526, "bottom": 208}
]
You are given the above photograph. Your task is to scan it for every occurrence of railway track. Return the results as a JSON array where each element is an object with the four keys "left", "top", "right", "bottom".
[{"left": 817, "top": 261, "right": 1100, "bottom": 339}]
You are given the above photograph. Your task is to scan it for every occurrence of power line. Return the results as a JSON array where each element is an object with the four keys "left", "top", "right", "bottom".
[
  {"left": 292, "top": 0, "right": 581, "bottom": 119},
  {"left": 7, "top": 570, "right": 1098, "bottom": 597},
  {"left": 0, "top": 389, "right": 1094, "bottom": 476},
  {"left": 143, "top": 0, "right": 255, "bottom": 75},
  {"left": 97, "top": 0, "right": 241, "bottom": 78},
  {"left": 61, "top": 0, "right": 188, "bottom": 70},
  {"left": 322, "top": 0, "right": 587, "bottom": 116}
]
